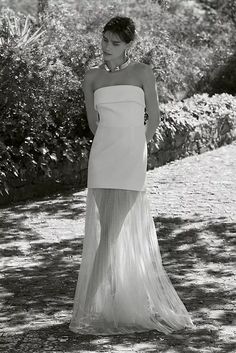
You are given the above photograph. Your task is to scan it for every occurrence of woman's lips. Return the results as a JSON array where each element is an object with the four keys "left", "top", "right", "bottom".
[{"left": 103, "top": 52, "right": 112, "bottom": 55}]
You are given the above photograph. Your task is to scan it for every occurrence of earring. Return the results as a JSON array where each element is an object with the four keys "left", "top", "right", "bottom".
[{"left": 125, "top": 48, "right": 129, "bottom": 60}]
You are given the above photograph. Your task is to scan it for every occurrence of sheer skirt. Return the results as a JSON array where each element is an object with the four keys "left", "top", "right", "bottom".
[{"left": 69, "top": 188, "right": 194, "bottom": 335}]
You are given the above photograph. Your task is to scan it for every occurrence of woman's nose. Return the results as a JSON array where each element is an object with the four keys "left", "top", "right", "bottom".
[{"left": 105, "top": 42, "right": 112, "bottom": 51}]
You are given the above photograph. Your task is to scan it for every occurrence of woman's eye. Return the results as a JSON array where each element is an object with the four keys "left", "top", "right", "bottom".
[{"left": 102, "top": 38, "right": 119, "bottom": 46}]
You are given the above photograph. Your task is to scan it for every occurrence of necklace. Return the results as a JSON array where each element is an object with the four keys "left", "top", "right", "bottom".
[{"left": 104, "top": 57, "right": 131, "bottom": 72}]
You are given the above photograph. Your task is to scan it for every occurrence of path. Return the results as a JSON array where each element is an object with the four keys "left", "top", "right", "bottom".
[{"left": 0, "top": 141, "right": 235, "bottom": 353}]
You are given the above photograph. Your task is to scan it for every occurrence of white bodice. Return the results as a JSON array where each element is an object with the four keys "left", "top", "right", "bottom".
[{"left": 94, "top": 85, "right": 145, "bottom": 127}]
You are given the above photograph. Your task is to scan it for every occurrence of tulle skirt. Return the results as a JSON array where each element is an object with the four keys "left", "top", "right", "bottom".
[{"left": 69, "top": 188, "right": 194, "bottom": 336}]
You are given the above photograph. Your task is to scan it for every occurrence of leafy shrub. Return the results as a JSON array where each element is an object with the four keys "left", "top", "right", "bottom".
[
  {"left": 0, "top": 1, "right": 236, "bottom": 197},
  {"left": 196, "top": 53, "right": 236, "bottom": 95},
  {"left": 0, "top": 0, "right": 37, "bottom": 16},
  {"left": 160, "top": 93, "right": 236, "bottom": 126},
  {"left": 69, "top": 0, "right": 236, "bottom": 100},
  {"left": 0, "top": 6, "right": 95, "bottom": 196},
  {"left": 1, "top": 1, "right": 236, "bottom": 100},
  {"left": 149, "top": 93, "right": 236, "bottom": 158}
]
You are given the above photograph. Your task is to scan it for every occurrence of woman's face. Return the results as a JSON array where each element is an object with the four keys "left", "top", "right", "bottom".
[{"left": 101, "top": 30, "right": 129, "bottom": 60}]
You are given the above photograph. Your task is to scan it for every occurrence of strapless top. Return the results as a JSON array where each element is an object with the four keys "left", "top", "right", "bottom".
[
  {"left": 89, "top": 84, "right": 147, "bottom": 191},
  {"left": 94, "top": 85, "right": 145, "bottom": 128}
]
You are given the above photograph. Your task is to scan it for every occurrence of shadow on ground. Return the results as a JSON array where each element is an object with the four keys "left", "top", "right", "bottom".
[{"left": 0, "top": 191, "right": 235, "bottom": 352}]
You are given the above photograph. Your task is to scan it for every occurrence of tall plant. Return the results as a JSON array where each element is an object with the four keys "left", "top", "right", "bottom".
[
  {"left": 37, "top": 0, "right": 49, "bottom": 26},
  {"left": 0, "top": 8, "right": 45, "bottom": 47}
]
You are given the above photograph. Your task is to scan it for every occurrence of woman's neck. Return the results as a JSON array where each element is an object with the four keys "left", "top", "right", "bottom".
[{"left": 104, "top": 55, "right": 127, "bottom": 72}]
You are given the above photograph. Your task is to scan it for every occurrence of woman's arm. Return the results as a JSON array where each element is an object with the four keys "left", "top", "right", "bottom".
[
  {"left": 142, "top": 65, "right": 160, "bottom": 143},
  {"left": 82, "top": 69, "right": 99, "bottom": 135}
]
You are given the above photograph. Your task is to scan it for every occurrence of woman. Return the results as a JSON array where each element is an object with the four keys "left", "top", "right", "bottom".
[{"left": 69, "top": 16, "right": 194, "bottom": 336}]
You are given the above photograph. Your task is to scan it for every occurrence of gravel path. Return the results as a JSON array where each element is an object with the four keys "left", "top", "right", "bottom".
[{"left": 1, "top": 141, "right": 235, "bottom": 353}]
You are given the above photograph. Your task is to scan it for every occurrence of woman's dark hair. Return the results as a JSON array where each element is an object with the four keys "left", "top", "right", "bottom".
[{"left": 102, "top": 16, "right": 136, "bottom": 44}]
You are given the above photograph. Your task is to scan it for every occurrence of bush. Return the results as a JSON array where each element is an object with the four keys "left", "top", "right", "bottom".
[
  {"left": 0, "top": 6, "right": 95, "bottom": 196},
  {"left": 72, "top": 0, "right": 236, "bottom": 101},
  {"left": 149, "top": 93, "right": 236, "bottom": 165},
  {"left": 0, "top": 1, "right": 236, "bottom": 198},
  {"left": 2, "top": 1, "right": 236, "bottom": 98}
]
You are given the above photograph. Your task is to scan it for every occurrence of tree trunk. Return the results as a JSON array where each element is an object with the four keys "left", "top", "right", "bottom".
[{"left": 37, "top": 0, "right": 49, "bottom": 26}]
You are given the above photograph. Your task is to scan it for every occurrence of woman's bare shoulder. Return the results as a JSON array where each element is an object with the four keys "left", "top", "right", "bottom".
[
  {"left": 131, "top": 61, "right": 152, "bottom": 80},
  {"left": 83, "top": 66, "right": 101, "bottom": 89},
  {"left": 132, "top": 61, "right": 150, "bottom": 71},
  {"left": 84, "top": 65, "right": 101, "bottom": 77},
  {"left": 135, "top": 62, "right": 151, "bottom": 74}
]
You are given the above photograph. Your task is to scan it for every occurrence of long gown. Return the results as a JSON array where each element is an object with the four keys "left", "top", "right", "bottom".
[{"left": 69, "top": 85, "right": 194, "bottom": 335}]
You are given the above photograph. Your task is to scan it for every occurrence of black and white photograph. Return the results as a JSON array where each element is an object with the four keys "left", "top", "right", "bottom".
[{"left": 0, "top": 1, "right": 235, "bottom": 352}]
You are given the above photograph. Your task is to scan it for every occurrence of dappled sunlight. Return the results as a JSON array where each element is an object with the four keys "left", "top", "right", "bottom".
[
  {"left": 0, "top": 190, "right": 87, "bottom": 340},
  {"left": 0, "top": 144, "right": 235, "bottom": 351},
  {"left": 0, "top": 197, "right": 235, "bottom": 351},
  {"left": 0, "top": 308, "right": 72, "bottom": 335}
]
